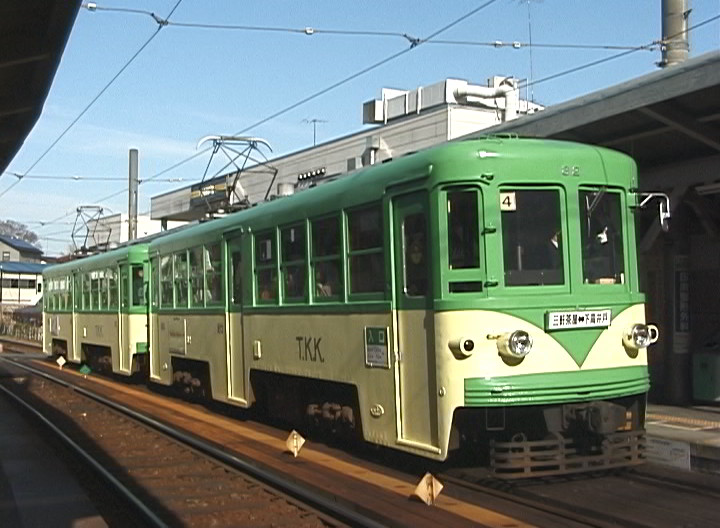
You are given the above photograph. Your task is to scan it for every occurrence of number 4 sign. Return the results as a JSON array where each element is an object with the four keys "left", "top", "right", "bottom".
[{"left": 500, "top": 192, "right": 516, "bottom": 211}]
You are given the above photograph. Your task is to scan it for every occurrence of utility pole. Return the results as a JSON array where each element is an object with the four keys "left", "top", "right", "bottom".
[
  {"left": 660, "top": 0, "right": 690, "bottom": 68},
  {"left": 302, "top": 118, "right": 327, "bottom": 146},
  {"left": 128, "top": 149, "right": 138, "bottom": 241}
]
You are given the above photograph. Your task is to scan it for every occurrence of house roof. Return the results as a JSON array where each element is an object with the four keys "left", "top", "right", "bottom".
[
  {"left": 0, "top": 234, "right": 43, "bottom": 254},
  {"left": 0, "top": 261, "right": 46, "bottom": 274}
]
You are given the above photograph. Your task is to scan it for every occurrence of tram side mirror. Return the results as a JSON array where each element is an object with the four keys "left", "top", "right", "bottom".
[
  {"left": 659, "top": 198, "right": 671, "bottom": 232},
  {"left": 637, "top": 191, "right": 671, "bottom": 232}
]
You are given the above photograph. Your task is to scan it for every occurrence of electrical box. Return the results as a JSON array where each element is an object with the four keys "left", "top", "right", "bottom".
[{"left": 693, "top": 352, "right": 720, "bottom": 403}]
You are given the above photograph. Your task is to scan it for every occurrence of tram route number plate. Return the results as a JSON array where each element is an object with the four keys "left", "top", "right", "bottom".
[{"left": 546, "top": 309, "right": 611, "bottom": 330}]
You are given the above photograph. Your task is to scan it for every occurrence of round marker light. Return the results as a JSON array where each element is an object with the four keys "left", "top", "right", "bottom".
[
  {"left": 508, "top": 330, "right": 533, "bottom": 357},
  {"left": 448, "top": 337, "right": 475, "bottom": 358},
  {"left": 632, "top": 325, "right": 651, "bottom": 348},
  {"left": 496, "top": 330, "right": 533, "bottom": 362},
  {"left": 623, "top": 324, "right": 659, "bottom": 351}
]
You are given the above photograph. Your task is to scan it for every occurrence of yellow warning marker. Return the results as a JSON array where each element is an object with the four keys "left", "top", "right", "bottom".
[
  {"left": 56, "top": 356, "right": 66, "bottom": 369},
  {"left": 286, "top": 430, "right": 305, "bottom": 457},
  {"left": 413, "top": 472, "right": 443, "bottom": 505}
]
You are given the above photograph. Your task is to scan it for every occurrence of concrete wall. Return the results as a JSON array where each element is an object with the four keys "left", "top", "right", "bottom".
[{"left": 0, "top": 241, "right": 19, "bottom": 261}]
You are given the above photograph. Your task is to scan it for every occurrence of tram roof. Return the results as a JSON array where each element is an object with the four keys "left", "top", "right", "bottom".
[{"left": 148, "top": 137, "right": 632, "bottom": 254}]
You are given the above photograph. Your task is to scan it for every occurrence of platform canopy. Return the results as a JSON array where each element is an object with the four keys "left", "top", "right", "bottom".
[
  {"left": 0, "top": 1, "right": 82, "bottom": 174},
  {"left": 466, "top": 51, "right": 720, "bottom": 172}
]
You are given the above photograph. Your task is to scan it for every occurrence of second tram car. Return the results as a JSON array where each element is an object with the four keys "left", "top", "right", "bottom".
[{"left": 44, "top": 137, "right": 662, "bottom": 477}]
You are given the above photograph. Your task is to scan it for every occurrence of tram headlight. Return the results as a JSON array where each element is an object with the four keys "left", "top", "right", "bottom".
[
  {"left": 497, "top": 330, "right": 533, "bottom": 361},
  {"left": 623, "top": 324, "right": 659, "bottom": 351}
]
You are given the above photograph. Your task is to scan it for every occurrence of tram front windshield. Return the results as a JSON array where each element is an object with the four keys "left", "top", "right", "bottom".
[{"left": 501, "top": 189, "right": 564, "bottom": 286}]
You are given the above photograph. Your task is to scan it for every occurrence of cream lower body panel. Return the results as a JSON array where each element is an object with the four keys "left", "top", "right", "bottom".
[
  {"left": 73, "top": 312, "right": 146, "bottom": 375},
  {"left": 151, "top": 313, "right": 231, "bottom": 402},
  {"left": 43, "top": 313, "right": 73, "bottom": 358}
]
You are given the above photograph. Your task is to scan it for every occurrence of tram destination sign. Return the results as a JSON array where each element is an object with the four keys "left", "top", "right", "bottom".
[{"left": 546, "top": 309, "right": 611, "bottom": 330}]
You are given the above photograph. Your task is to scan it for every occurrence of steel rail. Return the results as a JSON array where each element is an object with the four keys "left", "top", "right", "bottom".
[
  {"left": 440, "top": 472, "right": 647, "bottom": 528},
  {"left": 0, "top": 378, "right": 166, "bottom": 527},
  {"left": 1, "top": 357, "right": 388, "bottom": 528}
]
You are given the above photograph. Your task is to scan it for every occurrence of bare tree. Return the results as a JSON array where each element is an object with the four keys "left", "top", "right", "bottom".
[{"left": 0, "top": 219, "right": 40, "bottom": 247}]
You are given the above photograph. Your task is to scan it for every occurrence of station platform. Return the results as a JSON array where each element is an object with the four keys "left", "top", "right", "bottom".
[
  {"left": 646, "top": 403, "right": 720, "bottom": 474},
  {"left": 0, "top": 375, "right": 106, "bottom": 527}
]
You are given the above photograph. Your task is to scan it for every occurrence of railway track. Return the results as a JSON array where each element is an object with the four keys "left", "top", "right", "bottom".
[
  {"left": 444, "top": 463, "right": 720, "bottom": 528},
  {"left": 0, "top": 357, "right": 372, "bottom": 527},
  {"left": 3, "top": 338, "right": 719, "bottom": 527},
  {"left": 1, "top": 350, "right": 545, "bottom": 527}
]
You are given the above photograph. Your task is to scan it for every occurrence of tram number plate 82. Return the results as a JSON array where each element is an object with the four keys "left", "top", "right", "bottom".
[{"left": 546, "top": 309, "right": 611, "bottom": 330}]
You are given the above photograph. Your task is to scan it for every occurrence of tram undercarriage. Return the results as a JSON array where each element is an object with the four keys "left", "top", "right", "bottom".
[{"left": 451, "top": 395, "right": 647, "bottom": 478}]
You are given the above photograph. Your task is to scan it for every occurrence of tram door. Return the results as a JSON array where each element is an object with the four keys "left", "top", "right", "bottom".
[
  {"left": 118, "top": 263, "right": 131, "bottom": 372},
  {"left": 70, "top": 272, "right": 80, "bottom": 363},
  {"left": 225, "top": 235, "right": 247, "bottom": 404},
  {"left": 392, "top": 192, "right": 438, "bottom": 450}
]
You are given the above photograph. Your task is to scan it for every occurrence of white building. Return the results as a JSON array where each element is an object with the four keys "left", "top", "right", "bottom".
[
  {"left": 84, "top": 213, "right": 185, "bottom": 250},
  {"left": 151, "top": 77, "right": 543, "bottom": 222}
]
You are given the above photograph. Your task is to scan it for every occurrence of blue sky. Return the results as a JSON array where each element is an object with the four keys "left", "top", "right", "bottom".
[{"left": 3, "top": 0, "right": 719, "bottom": 255}]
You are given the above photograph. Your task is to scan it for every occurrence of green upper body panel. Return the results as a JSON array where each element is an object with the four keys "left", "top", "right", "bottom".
[
  {"left": 44, "top": 243, "right": 149, "bottom": 278},
  {"left": 148, "top": 137, "right": 638, "bottom": 256}
]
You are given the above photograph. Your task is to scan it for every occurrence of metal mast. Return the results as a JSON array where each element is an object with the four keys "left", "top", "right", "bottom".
[{"left": 660, "top": 0, "right": 690, "bottom": 67}]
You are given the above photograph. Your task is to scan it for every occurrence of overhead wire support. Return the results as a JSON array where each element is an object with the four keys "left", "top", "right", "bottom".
[{"left": 519, "top": 12, "right": 720, "bottom": 91}]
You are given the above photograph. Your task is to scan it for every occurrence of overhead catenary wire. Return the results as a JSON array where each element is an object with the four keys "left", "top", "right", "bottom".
[
  {"left": 3, "top": 172, "right": 185, "bottom": 183},
  {"left": 29, "top": 7, "right": 720, "bottom": 243},
  {"left": 76, "top": 3, "right": 664, "bottom": 52},
  {"left": 0, "top": 0, "right": 185, "bottom": 201},
  {"left": 518, "top": 12, "right": 720, "bottom": 91},
  {"left": 34, "top": 0, "right": 502, "bottom": 236}
]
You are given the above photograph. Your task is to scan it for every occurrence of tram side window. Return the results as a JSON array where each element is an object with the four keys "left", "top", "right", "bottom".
[
  {"left": 502, "top": 189, "right": 564, "bottom": 287},
  {"left": 580, "top": 190, "right": 625, "bottom": 284},
  {"left": 230, "top": 247, "right": 242, "bottom": 306},
  {"left": 448, "top": 191, "right": 480, "bottom": 269},
  {"left": 99, "top": 270, "right": 108, "bottom": 310},
  {"left": 311, "top": 216, "right": 342, "bottom": 300},
  {"left": 108, "top": 268, "right": 118, "bottom": 309},
  {"left": 205, "top": 243, "right": 223, "bottom": 305},
  {"left": 281, "top": 224, "right": 307, "bottom": 302},
  {"left": 189, "top": 247, "right": 204, "bottom": 307},
  {"left": 150, "top": 257, "right": 159, "bottom": 309},
  {"left": 82, "top": 274, "right": 91, "bottom": 310},
  {"left": 160, "top": 256, "right": 173, "bottom": 308},
  {"left": 348, "top": 205, "right": 384, "bottom": 295},
  {"left": 91, "top": 272, "right": 100, "bottom": 310},
  {"left": 43, "top": 280, "right": 51, "bottom": 311},
  {"left": 64, "top": 276, "right": 71, "bottom": 311},
  {"left": 174, "top": 252, "right": 188, "bottom": 308},
  {"left": 74, "top": 275, "right": 82, "bottom": 310},
  {"left": 255, "top": 232, "right": 277, "bottom": 303},
  {"left": 120, "top": 268, "right": 129, "bottom": 309},
  {"left": 131, "top": 265, "right": 145, "bottom": 306},
  {"left": 403, "top": 213, "right": 427, "bottom": 296}
]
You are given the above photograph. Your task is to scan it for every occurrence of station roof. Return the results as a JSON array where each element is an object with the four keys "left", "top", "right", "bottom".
[
  {"left": 467, "top": 51, "right": 720, "bottom": 172},
  {"left": 0, "top": 261, "right": 46, "bottom": 274},
  {"left": 0, "top": 234, "right": 42, "bottom": 255},
  {"left": 0, "top": 1, "right": 81, "bottom": 174}
]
